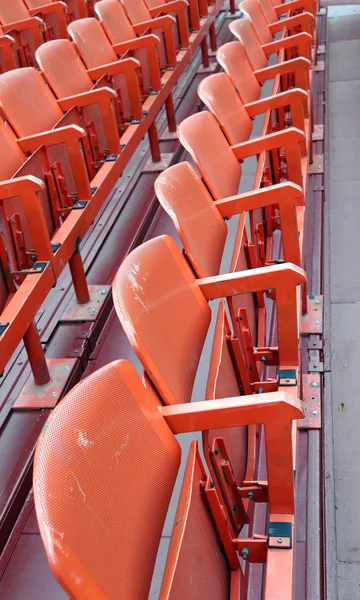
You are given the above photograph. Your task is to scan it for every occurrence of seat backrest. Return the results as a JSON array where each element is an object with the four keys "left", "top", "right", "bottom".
[
  {"left": 0, "top": 68, "right": 63, "bottom": 137},
  {"left": 155, "top": 162, "right": 227, "bottom": 278},
  {"left": 239, "top": 0, "right": 272, "bottom": 45},
  {"left": 159, "top": 442, "right": 230, "bottom": 600},
  {"left": 25, "top": 0, "right": 51, "bottom": 7},
  {"left": 34, "top": 359, "right": 181, "bottom": 600},
  {"left": 178, "top": 111, "right": 242, "bottom": 200},
  {"left": 120, "top": 0, "right": 152, "bottom": 24},
  {"left": 198, "top": 73, "right": 253, "bottom": 145},
  {"left": 229, "top": 18, "right": 268, "bottom": 70},
  {"left": 258, "top": 0, "right": 278, "bottom": 24},
  {"left": 216, "top": 41, "right": 261, "bottom": 104},
  {"left": 0, "top": 118, "right": 27, "bottom": 180},
  {"left": 36, "top": 40, "right": 93, "bottom": 98},
  {"left": 95, "top": 0, "right": 136, "bottom": 44},
  {"left": 0, "top": 0, "right": 30, "bottom": 24},
  {"left": 113, "top": 235, "right": 211, "bottom": 406},
  {"left": 68, "top": 17, "right": 118, "bottom": 69}
]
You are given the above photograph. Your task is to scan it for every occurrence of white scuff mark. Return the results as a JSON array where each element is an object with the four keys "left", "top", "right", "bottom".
[
  {"left": 75, "top": 429, "right": 94, "bottom": 449},
  {"left": 52, "top": 536, "right": 68, "bottom": 556},
  {"left": 70, "top": 470, "right": 86, "bottom": 503},
  {"left": 115, "top": 434, "right": 130, "bottom": 464},
  {"left": 127, "top": 262, "right": 149, "bottom": 313}
]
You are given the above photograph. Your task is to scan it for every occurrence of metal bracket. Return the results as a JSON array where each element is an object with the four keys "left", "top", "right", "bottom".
[
  {"left": 316, "top": 7, "right": 326, "bottom": 15},
  {"left": 299, "top": 373, "right": 321, "bottom": 429},
  {"left": 301, "top": 295, "right": 323, "bottom": 334},
  {"left": 211, "top": 437, "right": 250, "bottom": 529},
  {"left": 268, "top": 522, "right": 292, "bottom": 549},
  {"left": 277, "top": 369, "right": 297, "bottom": 386},
  {"left": 159, "top": 130, "right": 178, "bottom": 142},
  {"left": 143, "top": 153, "right": 174, "bottom": 173},
  {"left": 73, "top": 200, "right": 88, "bottom": 209},
  {"left": 309, "top": 154, "right": 324, "bottom": 174},
  {"left": 312, "top": 124, "right": 324, "bottom": 141},
  {"left": 317, "top": 44, "right": 325, "bottom": 55},
  {"left": 313, "top": 61, "right": 325, "bottom": 72},
  {"left": 104, "top": 154, "right": 118, "bottom": 161},
  {"left": 60, "top": 285, "right": 111, "bottom": 322},
  {"left": 13, "top": 358, "right": 77, "bottom": 410},
  {"left": 51, "top": 242, "right": 61, "bottom": 253},
  {"left": 198, "top": 61, "right": 218, "bottom": 74}
]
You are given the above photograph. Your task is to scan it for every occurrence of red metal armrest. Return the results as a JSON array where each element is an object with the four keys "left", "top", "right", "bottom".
[
  {"left": 58, "top": 87, "right": 122, "bottom": 153},
  {"left": 262, "top": 32, "right": 313, "bottom": 62},
  {"left": 0, "top": 176, "right": 53, "bottom": 261},
  {"left": 161, "top": 390, "right": 305, "bottom": 514},
  {"left": 0, "top": 34, "right": 17, "bottom": 70},
  {"left": 133, "top": 15, "right": 177, "bottom": 67},
  {"left": 231, "top": 127, "right": 305, "bottom": 188},
  {"left": 28, "top": 1, "right": 69, "bottom": 38},
  {"left": 2, "top": 17, "right": 45, "bottom": 48},
  {"left": 17, "top": 125, "right": 91, "bottom": 200},
  {"left": 215, "top": 182, "right": 304, "bottom": 266},
  {"left": 274, "top": 0, "right": 316, "bottom": 16},
  {"left": 148, "top": 0, "right": 189, "bottom": 48},
  {"left": 255, "top": 57, "right": 311, "bottom": 112},
  {"left": 112, "top": 34, "right": 162, "bottom": 91},
  {"left": 245, "top": 88, "right": 308, "bottom": 154},
  {"left": 197, "top": 261, "right": 306, "bottom": 366},
  {"left": 269, "top": 11, "right": 315, "bottom": 38}
]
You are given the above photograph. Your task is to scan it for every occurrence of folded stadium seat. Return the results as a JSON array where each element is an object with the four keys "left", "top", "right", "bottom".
[
  {"left": 121, "top": 0, "right": 190, "bottom": 54},
  {"left": 229, "top": 16, "right": 313, "bottom": 70},
  {"left": 239, "top": 0, "right": 314, "bottom": 46},
  {"left": 69, "top": 14, "right": 161, "bottom": 96},
  {"left": 33, "top": 358, "right": 304, "bottom": 599},
  {"left": 36, "top": 39, "right": 143, "bottom": 135},
  {"left": 198, "top": 72, "right": 308, "bottom": 152},
  {"left": 0, "top": 67, "right": 123, "bottom": 182},
  {"left": 94, "top": 0, "right": 177, "bottom": 70},
  {"left": 178, "top": 111, "right": 305, "bottom": 201},
  {"left": 0, "top": 0, "right": 47, "bottom": 66},
  {"left": 0, "top": 27, "right": 19, "bottom": 72},
  {"left": 23, "top": 0, "right": 69, "bottom": 39},
  {"left": 216, "top": 41, "right": 311, "bottom": 105}
]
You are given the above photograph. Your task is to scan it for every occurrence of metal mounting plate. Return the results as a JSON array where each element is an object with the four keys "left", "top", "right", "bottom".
[
  {"left": 60, "top": 285, "right": 111, "bottom": 322},
  {"left": 312, "top": 124, "right": 324, "bottom": 141},
  {"left": 159, "top": 131, "right": 178, "bottom": 142},
  {"left": 309, "top": 154, "right": 324, "bottom": 174},
  {"left": 313, "top": 61, "right": 325, "bottom": 72},
  {"left": 13, "top": 358, "right": 77, "bottom": 410},
  {"left": 300, "top": 373, "right": 321, "bottom": 429},
  {"left": 317, "top": 44, "right": 325, "bottom": 55},
  {"left": 302, "top": 295, "right": 323, "bottom": 334},
  {"left": 143, "top": 153, "right": 174, "bottom": 173},
  {"left": 198, "top": 61, "right": 218, "bottom": 74}
]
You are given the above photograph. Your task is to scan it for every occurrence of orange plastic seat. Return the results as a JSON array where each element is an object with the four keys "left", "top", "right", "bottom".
[
  {"left": 121, "top": 0, "right": 189, "bottom": 57},
  {"left": 197, "top": 72, "right": 308, "bottom": 147},
  {"left": 36, "top": 38, "right": 143, "bottom": 128},
  {"left": 0, "top": 27, "right": 18, "bottom": 72},
  {"left": 216, "top": 41, "right": 311, "bottom": 105},
  {"left": 239, "top": 0, "right": 314, "bottom": 45},
  {"left": 63, "top": 0, "right": 89, "bottom": 20},
  {"left": 177, "top": 111, "right": 305, "bottom": 200},
  {"left": 34, "top": 357, "right": 304, "bottom": 599},
  {"left": 0, "top": 66, "right": 121, "bottom": 184},
  {"left": 229, "top": 16, "right": 312, "bottom": 70},
  {"left": 23, "top": 0, "right": 69, "bottom": 39},
  {"left": 0, "top": 0, "right": 47, "bottom": 65},
  {"left": 89, "top": 0, "right": 161, "bottom": 92},
  {"left": 95, "top": 0, "right": 177, "bottom": 69}
]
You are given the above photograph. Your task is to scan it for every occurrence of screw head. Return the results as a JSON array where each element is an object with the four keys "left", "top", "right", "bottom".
[
  {"left": 232, "top": 505, "right": 237, "bottom": 511},
  {"left": 276, "top": 220, "right": 281, "bottom": 225},
  {"left": 210, "top": 481, "right": 215, "bottom": 488},
  {"left": 267, "top": 288, "right": 272, "bottom": 294},
  {"left": 51, "top": 392, "right": 57, "bottom": 397},
  {"left": 312, "top": 410, "right": 319, "bottom": 416},
  {"left": 100, "top": 289, "right": 108, "bottom": 296},
  {"left": 315, "top": 299, "right": 321, "bottom": 305},
  {"left": 315, "top": 320, "right": 320, "bottom": 325},
  {"left": 258, "top": 387, "right": 264, "bottom": 394},
  {"left": 214, "top": 448, "right": 219, "bottom": 455},
  {"left": 248, "top": 491, "right": 254, "bottom": 499},
  {"left": 91, "top": 308, "right": 97, "bottom": 314},
  {"left": 312, "top": 382, "right": 319, "bottom": 388},
  {"left": 241, "top": 548, "right": 249, "bottom": 559},
  {"left": 277, "top": 537, "right": 283, "bottom": 544},
  {"left": 64, "top": 365, "right": 70, "bottom": 371},
  {"left": 285, "top": 378, "right": 290, "bottom": 383},
  {"left": 261, "top": 355, "right": 266, "bottom": 363}
]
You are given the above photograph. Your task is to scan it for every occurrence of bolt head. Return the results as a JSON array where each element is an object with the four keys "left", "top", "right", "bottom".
[
  {"left": 276, "top": 220, "right": 281, "bottom": 225},
  {"left": 241, "top": 548, "right": 249, "bottom": 559},
  {"left": 248, "top": 491, "right": 254, "bottom": 499},
  {"left": 51, "top": 392, "right": 57, "bottom": 397},
  {"left": 64, "top": 365, "right": 70, "bottom": 371},
  {"left": 261, "top": 355, "right": 266, "bottom": 363},
  {"left": 312, "top": 410, "right": 319, "bottom": 416},
  {"left": 285, "top": 378, "right": 290, "bottom": 383},
  {"left": 277, "top": 537, "right": 283, "bottom": 544},
  {"left": 91, "top": 308, "right": 97, "bottom": 314},
  {"left": 100, "top": 290, "right": 108, "bottom": 296},
  {"left": 312, "top": 382, "right": 319, "bottom": 388},
  {"left": 315, "top": 299, "right": 321, "bottom": 305},
  {"left": 258, "top": 387, "right": 264, "bottom": 394},
  {"left": 315, "top": 320, "right": 320, "bottom": 325}
]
